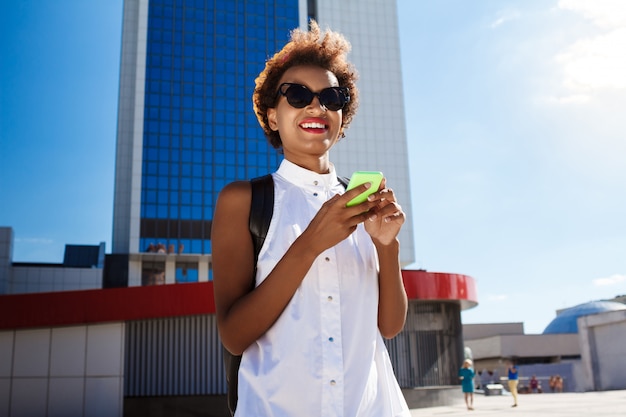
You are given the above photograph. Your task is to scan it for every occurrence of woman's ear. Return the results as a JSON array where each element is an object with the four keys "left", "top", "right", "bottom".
[{"left": 267, "top": 108, "right": 279, "bottom": 131}]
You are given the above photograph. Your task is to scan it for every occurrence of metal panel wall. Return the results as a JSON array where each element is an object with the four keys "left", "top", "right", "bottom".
[
  {"left": 386, "top": 301, "right": 464, "bottom": 388},
  {"left": 125, "top": 302, "right": 464, "bottom": 396},
  {"left": 125, "top": 315, "right": 227, "bottom": 396}
]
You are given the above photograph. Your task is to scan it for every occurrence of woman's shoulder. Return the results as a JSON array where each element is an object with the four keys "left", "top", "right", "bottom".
[
  {"left": 217, "top": 180, "right": 252, "bottom": 201},
  {"left": 220, "top": 179, "right": 252, "bottom": 193},
  {"left": 214, "top": 180, "right": 253, "bottom": 221}
]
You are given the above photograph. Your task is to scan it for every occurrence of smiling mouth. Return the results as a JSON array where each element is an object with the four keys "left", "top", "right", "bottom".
[{"left": 300, "top": 122, "right": 327, "bottom": 129}]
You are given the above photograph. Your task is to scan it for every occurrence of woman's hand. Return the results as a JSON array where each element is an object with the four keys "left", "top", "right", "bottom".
[
  {"left": 362, "top": 178, "right": 405, "bottom": 245},
  {"left": 300, "top": 181, "right": 390, "bottom": 253}
]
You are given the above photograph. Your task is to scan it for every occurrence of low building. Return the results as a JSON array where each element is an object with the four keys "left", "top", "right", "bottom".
[{"left": 464, "top": 300, "right": 626, "bottom": 393}]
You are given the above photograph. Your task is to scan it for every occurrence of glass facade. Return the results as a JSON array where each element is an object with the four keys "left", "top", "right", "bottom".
[{"left": 139, "top": 0, "right": 296, "bottom": 255}]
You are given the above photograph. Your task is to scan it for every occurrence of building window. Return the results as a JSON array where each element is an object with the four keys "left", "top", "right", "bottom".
[
  {"left": 176, "top": 262, "right": 198, "bottom": 283},
  {"left": 142, "top": 261, "right": 166, "bottom": 286}
]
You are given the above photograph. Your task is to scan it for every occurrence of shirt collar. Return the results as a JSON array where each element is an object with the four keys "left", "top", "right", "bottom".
[{"left": 276, "top": 159, "right": 339, "bottom": 189}]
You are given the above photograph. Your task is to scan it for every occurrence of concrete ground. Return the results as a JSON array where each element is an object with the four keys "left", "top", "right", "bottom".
[{"left": 411, "top": 390, "right": 626, "bottom": 417}]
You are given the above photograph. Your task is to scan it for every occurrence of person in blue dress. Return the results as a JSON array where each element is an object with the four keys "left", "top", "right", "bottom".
[{"left": 459, "top": 359, "right": 475, "bottom": 410}]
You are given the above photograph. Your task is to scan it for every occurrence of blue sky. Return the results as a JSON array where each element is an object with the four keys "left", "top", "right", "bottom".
[{"left": 1, "top": 1, "right": 624, "bottom": 334}]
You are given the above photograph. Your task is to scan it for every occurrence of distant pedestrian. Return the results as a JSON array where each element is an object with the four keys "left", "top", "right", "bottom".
[
  {"left": 529, "top": 375, "right": 542, "bottom": 393},
  {"left": 549, "top": 375, "right": 556, "bottom": 393},
  {"left": 554, "top": 375, "right": 563, "bottom": 393},
  {"left": 459, "top": 359, "right": 475, "bottom": 410},
  {"left": 508, "top": 361, "right": 519, "bottom": 407}
]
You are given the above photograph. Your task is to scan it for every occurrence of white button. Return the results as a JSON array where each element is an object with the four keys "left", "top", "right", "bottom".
[
  {"left": 330, "top": 380, "right": 336, "bottom": 386},
  {"left": 327, "top": 296, "right": 333, "bottom": 301}
]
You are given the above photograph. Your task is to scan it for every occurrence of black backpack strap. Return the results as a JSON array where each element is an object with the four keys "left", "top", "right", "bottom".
[
  {"left": 225, "top": 173, "right": 274, "bottom": 417},
  {"left": 223, "top": 347, "right": 242, "bottom": 416},
  {"left": 248, "top": 174, "right": 274, "bottom": 265}
]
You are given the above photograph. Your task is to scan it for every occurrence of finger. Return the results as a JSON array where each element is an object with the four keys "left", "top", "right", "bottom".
[
  {"left": 372, "top": 202, "right": 404, "bottom": 221},
  {"left": 368, "top": 187, "right": 396, "bottom": 204},
  {"left": 382, "top": 211, "right": 405, "bottom": 223},
  {"left": 343, "top": 182, "right": 376, "bottom": 207},
  {"left": 364, "top": 178, "right": 387, "bottom": 202}
]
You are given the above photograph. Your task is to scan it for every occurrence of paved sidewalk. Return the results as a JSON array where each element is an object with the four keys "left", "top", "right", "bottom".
[{"left": 410, "top": 390, "right": 626, "bottom": 417}]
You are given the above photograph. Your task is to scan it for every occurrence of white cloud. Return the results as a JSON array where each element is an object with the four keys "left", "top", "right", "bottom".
[
  {"left": 556, "top": 28, "right": 626, "bottom": 91},
  {"left": 554, "top": 1, "right": 626, "bottom": 96},
  {"left": 592, "top": 274, "right": 626, "bottom": 286},
  {"left": 490, "top": 9, "right": 521, "bottom": 28},
  {"left": 558, "top": 0, "right": 626, "bottom": 29},
  {"left": 539, "top": 3, "right": 626, "bottom": 179}
]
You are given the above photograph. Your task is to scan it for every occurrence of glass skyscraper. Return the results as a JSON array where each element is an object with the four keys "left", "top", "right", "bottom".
[{"left": 112, "top": 0, "right": 413, "bottom": 286}]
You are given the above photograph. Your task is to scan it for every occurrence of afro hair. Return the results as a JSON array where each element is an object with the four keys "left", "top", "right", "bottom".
[{"left": 253, "top": 21, "right": 359, "bottom": 149}]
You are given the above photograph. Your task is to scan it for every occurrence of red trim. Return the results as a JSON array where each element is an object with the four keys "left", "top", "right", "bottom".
[
  {"left": 402, "top": 270, "right": 478, "bottom": 310},
  {"left": 0, "top": 270, "right": 477, "bottom": 330},
  {"left": 0, "top": 282, "right": 215, "bottom": 330}
]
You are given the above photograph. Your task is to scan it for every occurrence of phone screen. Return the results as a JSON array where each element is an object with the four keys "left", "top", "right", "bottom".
[{"left": 346, "top": 171, "right": 383, "bottom": 207}]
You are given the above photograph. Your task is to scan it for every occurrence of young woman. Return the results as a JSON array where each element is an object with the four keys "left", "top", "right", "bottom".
[
  {"left": 212, "top": 21, "right": 410, "bottom": 417},
  {"left": 458, "top": 359, "right": 475, "bottom": 410}
]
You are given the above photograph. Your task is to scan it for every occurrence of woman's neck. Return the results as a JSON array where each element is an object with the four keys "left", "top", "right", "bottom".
[{"left": 283, "top": 153, "right": 331, "bottom": 174}]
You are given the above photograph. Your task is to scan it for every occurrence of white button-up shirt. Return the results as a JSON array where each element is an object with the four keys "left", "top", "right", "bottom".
[{"left": 235, "top": 159, "right": 410, "bottom": 417}]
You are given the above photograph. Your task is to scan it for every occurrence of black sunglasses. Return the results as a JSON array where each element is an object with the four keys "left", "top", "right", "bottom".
[{"left": 275, "top": 83, "right": 350, "bottom": 111}]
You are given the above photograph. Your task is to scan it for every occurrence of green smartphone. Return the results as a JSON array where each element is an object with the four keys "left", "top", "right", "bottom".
[{"left": 345, "top": 171, "right": 384, "bottom": 207}]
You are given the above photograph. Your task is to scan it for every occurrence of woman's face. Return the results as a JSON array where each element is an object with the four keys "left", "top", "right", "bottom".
[{"left": 267, "top": 65, "right": 343, "bottom": 169}]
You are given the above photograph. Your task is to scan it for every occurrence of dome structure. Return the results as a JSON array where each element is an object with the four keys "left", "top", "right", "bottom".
[{"left": 543, "top": 300, "right": 626, "bottom": 334}]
